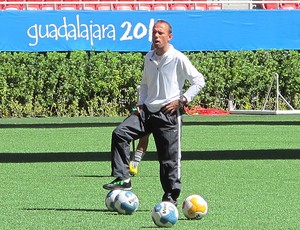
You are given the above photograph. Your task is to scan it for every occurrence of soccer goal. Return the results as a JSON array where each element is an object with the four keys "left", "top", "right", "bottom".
[{"left": 229, "top": 73, "right": 300, "bottom": 115}]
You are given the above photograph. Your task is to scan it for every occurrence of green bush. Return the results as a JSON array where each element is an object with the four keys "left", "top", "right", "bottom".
[{"left": 0, "top": 50, "right": 299, "bottom": 117}]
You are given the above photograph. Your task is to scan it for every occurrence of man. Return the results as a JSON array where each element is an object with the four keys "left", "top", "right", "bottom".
[{"left": 103, "top": 20, "right": 205, "bottom": 206}]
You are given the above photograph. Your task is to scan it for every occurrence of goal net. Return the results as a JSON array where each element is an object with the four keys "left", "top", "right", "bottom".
[{"left": 229, "top": 73, "right": 300, "bottom": 115}]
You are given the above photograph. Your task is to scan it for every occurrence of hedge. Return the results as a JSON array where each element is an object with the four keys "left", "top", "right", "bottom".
[{"left": 0, "top": 50, "right": 299, "bottom": 117}]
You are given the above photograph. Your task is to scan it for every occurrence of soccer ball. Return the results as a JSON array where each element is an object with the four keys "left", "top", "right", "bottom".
[
  {"left": 105, "top": 190, "right": 122, "bottom": 211},
  {"left": 151, "top": 201, "right": 179, "bottom": 228},
  {"left": 182, "top": 195, "right": 208, "bottom": 220},
  {"left": 114, "top": 190, "right": 139, "bottom": 215}
]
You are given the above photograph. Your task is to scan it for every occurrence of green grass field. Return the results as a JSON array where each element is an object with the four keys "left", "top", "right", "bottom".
[{"left": 0, "top": 115, "right": 299, "bottom": 229}]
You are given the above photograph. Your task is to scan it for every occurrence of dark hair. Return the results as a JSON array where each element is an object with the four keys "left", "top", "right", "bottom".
[{"left": 155, "top": 20, "right": 172, "bottom": 34}]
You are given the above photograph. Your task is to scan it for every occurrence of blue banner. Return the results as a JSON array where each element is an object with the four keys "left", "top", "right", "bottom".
[{"left": 0, "top": 10, "right": 300, "bottom": 52}]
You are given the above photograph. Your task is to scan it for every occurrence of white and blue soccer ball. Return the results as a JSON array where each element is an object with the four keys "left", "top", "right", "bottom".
[
  {"left": 114, "top": 190, "right": 139, "bottom": 215},
  {"left": 151, "top": 201, "right": 179, "bottom": 228},
  {"left": 182, "top": 194, "right": 208, "bottom": 220},
  {"left": 105, "top": 190, "right": 122, "bottom": 211}
]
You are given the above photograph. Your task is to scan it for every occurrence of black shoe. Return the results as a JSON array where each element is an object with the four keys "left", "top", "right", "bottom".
[
  {"left": 162, "top": 197, "right": 178, "bottom": 207},
  {"left": 162, "top": 190, "right": 180, "bottom": 207},
  {"left": 103, "top": 178, "right": 132, "bottom": 191}
]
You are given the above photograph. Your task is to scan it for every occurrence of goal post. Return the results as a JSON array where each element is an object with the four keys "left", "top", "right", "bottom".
[{"left": 229, "top": 73, "right": 300, "bottom": 115}]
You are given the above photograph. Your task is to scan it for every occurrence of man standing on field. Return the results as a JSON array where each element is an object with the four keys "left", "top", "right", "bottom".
[{"left": 103, "top": 19, "right": 205, "bottom": 206}]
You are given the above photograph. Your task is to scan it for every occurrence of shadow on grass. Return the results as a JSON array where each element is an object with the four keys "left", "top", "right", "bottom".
[
  {"left": 21, "top": 207, "right": 149, "bottom": 213},
  {"left": 0, "top": 123, "right": 120, "bottom": 129},
  {"left": 1, "top": 149, "right": 299, "bottom": 163},
  {"left": 1, "top": 120, "right": 300, "bottom": 129},
  {"left": 22, "top": 207, "right": 112, "bottom": 212}
]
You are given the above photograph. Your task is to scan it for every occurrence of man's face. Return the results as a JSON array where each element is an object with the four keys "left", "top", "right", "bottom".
[{"left": 152, "top": 22, "right": 172, "bottom": 50}]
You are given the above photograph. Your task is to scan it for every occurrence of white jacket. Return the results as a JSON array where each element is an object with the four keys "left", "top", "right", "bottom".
[{"left": 138, "top": 44, "right": 205, "bottom": 113}]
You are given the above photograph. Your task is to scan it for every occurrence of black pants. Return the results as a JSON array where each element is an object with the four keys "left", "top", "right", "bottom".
[{"left": 111, "top": 105, "right": 182, "bottom": 202}]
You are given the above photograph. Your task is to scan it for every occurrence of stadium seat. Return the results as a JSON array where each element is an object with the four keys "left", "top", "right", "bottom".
[
  {"left": 22, "top": 0, "right": 46, "bottom": 10},
  {"left": 207, "top": 4, "right": 222, "bottom": 10},
  {"left": 189, "top": 0, "right": 207, "bottom": 10},
  {"left": 95, "top": 4, "right": 114, "bottom": 10},
  {"left": 117, "top": 0, "right": 135, "bottom": 2},
  {"left": 59, "top": 4, "right": 79, "bottom": 10},
  {"left": 279, "top": 2, "right": 298, "bottom": 9},
  {"left": 263, "top": 4, "right": 278, "bottom": 9},
  {"left": 114, "top": 3, "right": 135, "bottom": 10},
  {"left": 262, "top": 0, "right": 299, "bottom": 9},
  {"left": 190, "top": 3, "right": 207, "bottom": 10},
  {"left": 169, "top": 3, "right": 189, "bottom": 10},
  {"left": 261, "top": 0, "right": 279, "bottom": 9},
  {"left": 40, "top": 0, "right": 62, "bottom": 10},
  {"left": 59, "top": 0, "right": 81, "bottom": 10},
  {"left": 264, "top": 3, "right": 278, "bottom": 9},
  {"left": 40, "top": 5, "right": 57, "bottom": 10},
  {"left": 2, "top": 0, "right": 23, "bottom": 10},
  {"left": 100, "top": 0, "right": 117, "bottom": 2},
  {"left": 152, "top": 0, "right": 170, "bottom": 10},
  {"left": 82, "top": 4, "right": 96, "bottom": 10},
  {"left": 169, "top": 0, "right": 191, "bottom": 10},
  {"left": 94, "top": 0, "right": 115, "bottom": 10},
  {"left": 81, "top": 0, "right": 98, "bottom": 10},
  {"left": 23, "top": 4, "right": 41, "bottom": 10},
  {"left": 135, "top": 0, "right": 152, "bottom": 10},
  {"left": 135, "top": 3, "right": 152, "bottom": 10},
  {"left": 2, "top": 4, "right": 23, "bottom": 10},
  {"left": 152, "top": 3, "right": 168, "bottom": 10},
  {"left": 114, "top": 0, "right": 135, "bottom": 10}
]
